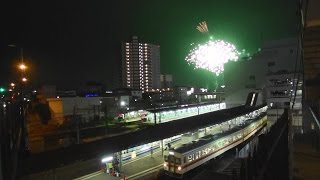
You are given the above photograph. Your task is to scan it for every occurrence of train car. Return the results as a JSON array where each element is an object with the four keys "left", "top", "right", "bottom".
[{"left": 163, "top": 114, "right": 267, "bottom": 178}]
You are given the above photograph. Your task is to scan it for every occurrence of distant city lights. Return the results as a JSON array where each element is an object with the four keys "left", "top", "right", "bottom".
[
  {"left": 0, "top": 88, "right": 5, "bottom": 93},
  {"left": 85, "top": 93, "right": 98, "bottom": 97}
]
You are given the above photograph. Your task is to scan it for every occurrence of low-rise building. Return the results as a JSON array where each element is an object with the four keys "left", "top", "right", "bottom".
[
  {"left": 173, "top": 86, "right": 189, "bottom": 104},
  {"left": 160, "top": 74, "right": 173, "bottom": 89},
  {"left": 47, "top": 96, "right": 102, "bottom": 124},
  {"left": 113, "top": 88, "right": 143, "bottom": 100}
]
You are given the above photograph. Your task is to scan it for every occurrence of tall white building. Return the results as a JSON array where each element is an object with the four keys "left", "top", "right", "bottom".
[{"left": 121, "top": 36, "right": 160, "bottom": 92}]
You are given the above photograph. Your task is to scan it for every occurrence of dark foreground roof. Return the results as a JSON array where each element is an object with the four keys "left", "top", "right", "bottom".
[
  {"left": 20, "top": 104, "right": 265, "bottom": 176},
  {"left": 174, "top": 113, "right": 266, "bottom": 154}
]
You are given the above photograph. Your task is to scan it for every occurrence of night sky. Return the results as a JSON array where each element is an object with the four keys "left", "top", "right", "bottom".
[{"left": 0, "top": 0, "right": 299, "bottom": 90}]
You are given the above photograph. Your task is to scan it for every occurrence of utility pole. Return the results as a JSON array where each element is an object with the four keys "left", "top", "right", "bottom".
[
  {"left": 93, "top": 105, "right": 96, "bottom": 119},
  {"left": 74, "top": 106, "right": 80, "bottom": 144},
  {"left": 105, "top": 104, "right": 108, "bottom": 135},
  {"left": 119, "top": 151, "right": 122, "bottom": 173},
  {"left": 153, "top": 104, "right": 157, "bottom": 125},
  {"left": 161, "top": 140, "right": 164, "bottom": 156}
]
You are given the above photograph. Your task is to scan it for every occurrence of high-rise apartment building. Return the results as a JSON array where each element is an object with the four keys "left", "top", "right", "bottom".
[{"left": 121, "top": 36, "right": 160, "bottom": 91}]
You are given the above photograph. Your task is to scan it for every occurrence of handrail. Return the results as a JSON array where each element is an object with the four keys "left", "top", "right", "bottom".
[{"left": 308, "top": 106, "right": 320, "bottom": 130}]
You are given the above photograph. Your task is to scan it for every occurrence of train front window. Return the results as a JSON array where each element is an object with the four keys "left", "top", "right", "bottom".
[
  {"left": 175, "top": 158, "right": 181, "bottom": 164},
  {"left": 164, "top": 155, "right": 168, "bottom": 161},
  {"left": 168, "top": 155, "right": 175, "bottom": 163}
]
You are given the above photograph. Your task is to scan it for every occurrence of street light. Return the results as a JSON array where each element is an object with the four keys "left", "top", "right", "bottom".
[
  {"left": 19, "top": 63, "right": 27, "bottom": 70},
  {"left": 8, "top": 44, "right": 30, "bottom": 153},
  {"left": 8, "top": 45, "right": 29, "bottom": 82},
  {"left": 120, "top": 101, "right": 127, "bottom": 122},
  {"left": 18, "top": 63, "right": 28, "bottom": 81}
]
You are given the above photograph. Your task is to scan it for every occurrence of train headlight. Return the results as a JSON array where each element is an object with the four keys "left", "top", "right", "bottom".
[
  {"left": 164, "top": 162, "right": 167, "bottom": 167},
  {"left": 177, "top": 166, "right": 181, "bottom": 171}
]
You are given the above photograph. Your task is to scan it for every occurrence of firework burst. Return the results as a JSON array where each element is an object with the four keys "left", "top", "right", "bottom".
[
  {"left": 185, "top": 40, "right": 241, "bottom": 75},
  {"left": 196, "top": 21, "right": 209, "bottom": 33}
]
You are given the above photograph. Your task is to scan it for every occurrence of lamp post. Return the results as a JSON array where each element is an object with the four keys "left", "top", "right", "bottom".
[
  {"left": 18, "top": 61, "right": 27, "bottom": 84},
  {"left": 120, "top": 101, "right": 126, "bottom": 122},
  {"left": 8, "top": 44, "right": 29, "bottom": 153},
  {"left": 8, "top": 45, "right": 28, "bottom": 84}
]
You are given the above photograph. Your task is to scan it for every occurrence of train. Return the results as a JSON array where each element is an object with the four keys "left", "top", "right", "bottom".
[{"left": 163, "top": 113, "right": 267, "bottom": 177}]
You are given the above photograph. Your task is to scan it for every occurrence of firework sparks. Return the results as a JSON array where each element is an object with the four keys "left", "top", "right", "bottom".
[
  {"left": 196, "top": 21, "right": 209, "bottom": 33},
  {"left": 185, "top": 40, "right": 241, "bottom": 75}
]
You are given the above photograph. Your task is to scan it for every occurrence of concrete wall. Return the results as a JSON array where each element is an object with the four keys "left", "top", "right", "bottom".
[
  {"left": 224, "top": 59, "right": 266, "bottom": 108},
  {"left": 224, "top": 38, "right": 298, "bottom": 108},
  {"left": 47, "top": 97, "right": 102, "bottom": 124}
]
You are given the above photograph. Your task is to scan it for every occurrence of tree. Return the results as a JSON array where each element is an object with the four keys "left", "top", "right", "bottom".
[{"left": 34, "top": 103, "right": 51, "bottom": 124}]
